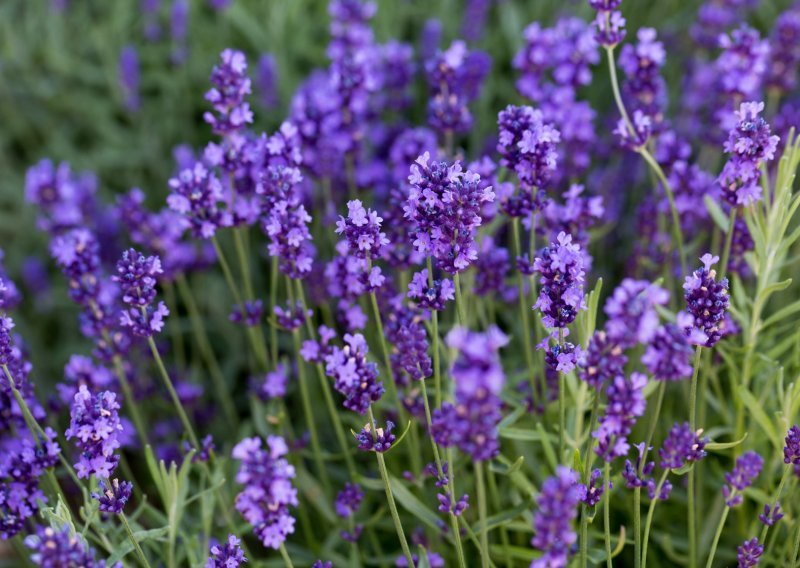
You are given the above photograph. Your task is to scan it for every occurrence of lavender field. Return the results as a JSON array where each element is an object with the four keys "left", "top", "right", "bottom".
[{"left": 0, "top": 0, "right": 799, "bottom": 566}]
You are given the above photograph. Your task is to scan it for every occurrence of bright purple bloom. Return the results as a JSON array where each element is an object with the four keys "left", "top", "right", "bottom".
[
  {"left": 723, "top": 451, "right": 763, "bottom": 506},
  {"left": 580, "top": 331, "right": 627, "bottom": 389},
  {"left": 114, "top": 249, "right": 169, "bottom": 338},
  {"left": 604, "top": 279, "right": 669, "bottom": 349},
  {"left": 356, "top": 420, "right": 396, "bottom": 452},
  {"left": 206, "top": 535, "right": 247, "bottom": 568},
  {"left": 619, "top": 28, "right": 666, "bottom": 128},
  {"left": 232, "top": 435, "right": 297, "bottom": 549},
  {"left": 92, "top": 478, "right": 133, "bottom": 514},
  {"left": 404, "top": 153, "right": 494, "bottom": 273},
  {"left": 785, "top": 425, "right": 800, "bottom": 465},
  {"left": 594, "top": 372, "right": 648, "bottom": 462},
  {"left": 325, "top": 333, "right": 384, "bottom": 414},
  {"left": 300, "top": 325, "right": 337, "bottom": 363},
  {"left": 615, "top": 109, "right": 651, "bottom": 149},
  {"left": 204, "top": 49, "right": 253, "bottom": 136},
  {"left": 593, "top": 10, "right": 626, "bottom": 47},
  {"left": 533, "top": 232, "right": 586, "bottom": 330},
  {"left": 737, "top": 538, "right": 763, "bottom": 568},
  {"left": 683, "top": 254, "right": 729, "bottom": 347},
  {"left": 336, "top": 200, "right": 389, "bottom": 259},
  {"left": 118, "top": 46, "right": 140, "bottom": 112},
  {"left": 65, "top": 386, "right": 123, "bottom": 479},
  {"left": 530, "top": 466, "right": 583, "bottom": 568},
  {"left": 25, "top": 525, "right": 120, "bottom": 568},
  {"left": 168, "top": 163, "right": 232, "bottom": 239},
  {"left": 659, "top": 422, "right": 707, "bottom": 469},
  {"left": 719, "top": 102, "right": 780, "bottom": 207},
  {"left": 544, "top": 340, "right": 584, "bottom": 374},
  {"left": 497, "top": 105, "right": 560, "bottom": 188},
  {"left": 543, "top": 184, "right": 604, "bottom": 247},
  {"left": 642, "top": 317, "right": 694, "bottom": 381},
  {"left": 716, "top": 25, "right": 769, "bottom": 102},
  {"left": 407, "top": 269, "right": 454, "bottom": 311}
]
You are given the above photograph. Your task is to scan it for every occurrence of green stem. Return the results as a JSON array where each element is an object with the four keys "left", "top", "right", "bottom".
[
  {"left": 121, "top": 513, "right": 152, "bottom": 568},
  {"left": 453, "top": 271, "right": 467, "bottom": 326},
  {"left": 279, "top": 543, "right": 295, "bottom": 568},
  {"left": 603, "top": 462, "right": 612, "bottom": 568},
  {"left": 688, "top": 346, "right": 703, "bottom": 568},
  {"left": 557, "top": 329, "right": 566, "bottom": 460},
  {"left": 147, "top": 336, "right": 200, "bottom": 449},
  {"left": 759, "top": 465, "right": 791, "bottom": 544},
  {"left": 426, "top": 257, "right": 443, "bottom": 408},
  {"left": 718, "top": 209, "right": 738, "bottom": 282},
  {"left": 475, "top": 460, "right": 490, "bottom": 568},
  {"left": 270, "top": 255, "right": 280, "bottom": 366},
  {"left": 641, "top": 470, "right": 670, "bottom": 568},
  {"left": 512, "top": 219, "right": 538, "bottom": 400},
  {"left": 579, "top": 394, "right": 601, "bottom": 567},
  {"left": 790, "top": 513, "right": 800, "bottom": 567},
  {"left": 705, "top": 501, "right": 733, "bottom": 568},
  {"left": 368, "top": 405, "right": 415, "bottom": 567},
  {"left": 112, "top": 355, "right": 151, "bottom": 448},
  {"left": 605, "top": 46, "right": 635, "bottom": 135}
]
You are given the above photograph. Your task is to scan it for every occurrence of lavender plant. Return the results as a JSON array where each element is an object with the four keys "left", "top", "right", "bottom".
[{"left": 2, "top": 0, "right": 800, "bottom": 567}]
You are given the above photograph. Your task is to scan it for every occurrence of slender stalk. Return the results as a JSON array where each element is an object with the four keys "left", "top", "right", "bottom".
[
  {"left": 557, "top": 328, "right": 566, "bottom": 460},
  {"left": 453, "top": 272, "right": 467, "bottom": 326},
  {"left": 475, "top": 461, "right": 490, "bottom": 568},
  {"left": 579, "top": 393, "right": 601, "bottom": 567},
  {"left": 718, "top": 209, "right": 738, "bottom": 282},
  {"left": 688, "top": 345, "right": 703, "bottom": 568},
  {"left": 368, "top": 405, "right": 415, "bottom": 567},
  {"left": 512, "top": 219, "right": 538, "bottom": 400},
  {"left": 121, "top": 513, "right": 152, "bottom": 568},
  {"left": 605, "top": 46, "right": 634, "bottom": 134},
  {"left": 270, "top": 255, "right": 280, "bottom": 366},
  {"left": 790, "top": 514, "right": 800, "bottom": 567},
  {"left": 641, "top": 470, "right": 670, "bottom": 568},
  {"left": 705, "top": 501, "right": 733, "bottom": 568},
  {"left": 426, "top": 257, "right": 443, "bottom": 407},
  {"left": 759, "top": 465, "right": 791, "bottom": 544},
  {"left": 111, "top": 354, "right": 150, "bottom": 448},
  {"left": 279, "top": 543, "right": 295, "bottom": 568},
  {"left": 147, "top": 336, "right": 200, "bottom": 449},
  {"left": 603, "top": 462, "right": 612, "bottom": 568}
]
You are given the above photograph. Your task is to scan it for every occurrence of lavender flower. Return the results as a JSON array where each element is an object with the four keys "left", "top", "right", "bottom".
[
  {"left": 204, "top": 49, "right": 253, "bottom": 136},
  {"left": 325, "top": 333, "right": 384, "bottom": 414},
  {"left": 387, "top": 313, "right": 431, "bottom": 383},
  {"left": 404, "top": 153, "right": 494, "bottom": 273},
  {"left": 206, "top": 535, "right": 247, "bottom": 568},
  {"left": 604, "top": 279, "right": 668, "bottom": 348},
  {"left": 254, "top": 364, "right": 288, "bottom": 400},
  {"left": 719, "top": 102, "right": 780, "bottom": 206},
  {"left": 531, "top": 466, "right": 583, "bottom": 568},
  {"left": 168, "top": 163, "right": 231, "bottom": 239},
  {"left": 356, "top": 420, "right": 396, "bottom": 452},
  {"left": 496, "top": 105, "right": 561, "bottom": 188},
  {"left": 716, "top": 25, "right": 769, "bottom": 103},
  {"left": 232, "top": 435, "right": 297, "bottom": 549},
  {"left": 229, "top": 300, "right": 264, "bottom": 327},
  {"left": 722, "top": 451, "right": 763, "bottom": 506},
  {"left": 615, "top": 110, "right": 652, "bottom": 149},
  {"left": 407, "top": 269, "right": 454, "bottom": 311},
  {"left": 593, "top": 9, "right": 626, "bottom": 48},
  {"left": 118, "top": 46, "right": 140, "bottom": 112},
  {"left": 580, "top": 468, "right": 608, "bottom": 507},
  {"left": 580, "top": 331, "right": 627, "bottom": 389},
  {"left": 759, "top": 503, "right": 784, "bottom": 527},
  {"left": 65, "top": 386, "right": 123, "bottom": 478},
  {"left": 92, "top": 478, "right": 133, "bottom": 514},
  {"left": 683, "top": 254, "right": 729, "bottom": 347},
  {"left": 113, "top": 249, "right": 169, "bottom": 338},
  {"left": 785, "top": 425, "right": 800, "bottom": 466},
  {"left": 25, "top": 525, "right": 120, "bottom": 568},
  {"left": 619, "top": 28, "right": 666, "bottom": 127},
  {"left": 336, "top": 200, "right": 389, "bottom": 259},
  {"left": 273, "top": 301, "right": 311, "bottom": 331},
  {"left": 533, "top": 232, "right": 586, "bottom": 330},
  {"left": 659, "top": 422, "right": 707, "bottom": 469},
  {"left": 594, "top": 372, "right": 648, "bottom": 462},
  {"left": 737, "top": 538, "right": 763, "bottom": 568},
  {"left": 642, "top": 317, "right": 694, "bottom": 381},
  {"left": 766, "top": 10, "right": 800, "bottom": 94}
]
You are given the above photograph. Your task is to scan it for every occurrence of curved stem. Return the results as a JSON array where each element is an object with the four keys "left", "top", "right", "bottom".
[
  {"left": 453, "top": 272, "right": 467, "bottom": 327},
  {"left": 121, "top": 513, "right": 152, "bottom": 568},
  {"left": 475, "top": 461, "right": 490, "bottom": 568},
  {"left": 688, "top": 346, "right": 703, "bottom": 568},
  {"left": 279, "top": 543, "right": 295, "bottom": 568},
  {"left": 641, "top": 470, "right": 670, "bottom": 568},
  {"left": 605, "top": 46, "right": 635, "bottom": 135},
  {"left": 705, "top": 502, "right": 732, "bottom": 568},
  {"left": 426, "top": 257, "right": 443, "bottom": 408}
]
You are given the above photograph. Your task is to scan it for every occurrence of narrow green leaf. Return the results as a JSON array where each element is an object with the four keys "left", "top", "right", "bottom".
[
  {"left": 107, "top": 527, "right": 169, "bottom": 564},
  {"left": 387, "top": 475, "right": 441, "bottom": 531},
  {"left": 470, "top": 501, "right": 530, "bottom": 533},
  {"left": 705, "top": 433, "right": 748, "bottom": 452},
  {"left": 758, "top": 278, "right": 792, "bottom": 300},
  {"left": 704, "top": 195, "right": 730, "bottom": 232},
  {"left": 737, "top": 386, "right": 780, "bottom": 451},
  {"left": 489, "top": 455, "right": 524, "bottom": 476},
  {"left": 385, "top": 420, "right": 413, "bottom": 454}
]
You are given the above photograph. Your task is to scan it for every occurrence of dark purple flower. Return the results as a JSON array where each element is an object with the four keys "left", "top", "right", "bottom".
[
  {"left": 118, "top": 46, "right": 140, "bottom": 112},
  {"left": 594, "top": 372, "right": 648, "bottom": 462},
  {"left": 336, "top": 199, "right": 389, "bottom": 259},
  {"left": 531, "top": 466, "right": 583, "bottom": 568},
  {"left": 474, "top": 237, "right": 512, "bottom": 300},
  {"left": 254, "top": 364, "right": 288, "bottom": 400},
  {"left": 113, "top": 249, "right": 169, "bottom": 338},
  {"left": 387, "top": 313, "right": 431, "bottom": 383},
  {"left": 785, "top": 425, "right": 800, "bottom": 466},
  {"left": 229, "top": 300, "right": 264, "bottom": 327},
  {"left": 325, "top": 333, "right": 384, "bottom": 414},
  {"left": 737, "top": 538, "right": 763, "bottom": 568},
  {"left": 580, "top": 331, "right": 627, "bottom": 389},
  {"left": 533, "top": 232, "right": 586, "bottom": 330},
  {"left": 404, "top": 153, "right": 494, "bottom": 273},
  {"left": 57, "top": 355, "right": 115, "bottom": 405},
  {"left": 496, "top": 105, "right": 560, "bottom": 188},
  {"left": 580, "top": 468, "right": 608, "bottom": 507},
  {"left": 206, "top": 534, "right": 246, "bottom": 568},
  {"left": 356, "top": 419, "right": 396, "bottom": 452},
  {"left": 544, "top": 340, "right": 584, "bottom": 374},
  {"left": 683, "top": 254, "right": 730, "bottom": 347},
  {"left": 659, "top": 422, "right": 707, "bottom": 469},
  {"left": 92, "top": 478, "right": 133, "bottom": 514},
  {"left": 232, "top": 435, "right": 297, "bottom": 549},
  {"left": 66, "top": 386, "right": 123, "bottom": 479},
  {"left": 312, "top": 562, "right": 332, "bottom": 568},
  {"left": 642, "top": 317, "right": 694, "bottom": 381},
  {"left": 407, "top": 269, "right": 454, "bottom": 311},
  {"left": 593, "top": 10, "right": 626, "bottom": 47},
  {"left": 25, "top": 525, "right": 120, "bottom": 567},
  {"left": 723, "top": 451, "right": 763, "bottom": 506},
  {"left": 335, "top": 482, "right": 364, "bottom": 518},
  {"left": 273, "top": 301, "right": 311, "bottom": 331},
  {"left": 758, "top": 502, "right": 784, "bottom": 527}
]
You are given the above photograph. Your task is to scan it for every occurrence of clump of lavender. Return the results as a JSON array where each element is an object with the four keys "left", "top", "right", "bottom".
[
  {"left": 113, "top": 249, "right": 170, "bottom": 338},
  {"left": 404, "top": 152, "right": 494, "bottom": 273},
  {"left": 335, "top": 199, "right": 389, "bottom": 259},
  {"left": 232, "top": 435, "right": 297, "bottom": 549},
  {"left": 431, "top": 326, "right": 508, "bottom": 461},
  {"left": 594, "top": 372, "right": 648, "bottom": 461},
  {"left": 407, "top": 269, "right": 454, "bottom": 311},
  {"left": 92, "top": 478, "right": 133, "bottom": 514},
  {"left": 496, "top": 105, "right": 561, "bottom": 188},
  {"left": 642, "top": 314, "right": 695, "bottom": 381},
  {"left": 531, "top": 466, "right": 583, "bottom": 567},
  {"left": 718, "top": 102, "right": 780, "bottom": 206},
  {"left": 715, "top": 26, "right": 769, "bottom": 104},
  {"left": 683, "top": 254, "right": 729, "bottom": 347},
  {"left": 722, "top": 451, "right": 763, "bottom": 506},
  {"left": 206, "top": 535, "right": 247, "bottom": 568},
  {"left": 325, "top": 333, "right": 384, "bottom": 414},
  {"left": 25, "top": 525, "right": 120, "bottom": 568},
  {"left": 533, "top": 232, "right": 586, "bottom": 330},
  {"left": 65, "top": 385, "right": 124, "bottom": 478}
]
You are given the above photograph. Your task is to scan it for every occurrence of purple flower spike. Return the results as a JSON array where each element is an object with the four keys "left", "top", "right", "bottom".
[
  {"left": 580, "top": 331, "right": 627, "bottom": 389},
  {"left": 232, "top": 435, "right": 297, "bottom": 549},
  {"left": 784, "top": 425, "right": 800, "bottom": 465},
  {"left": 580, "top": 468, "right": 608, "bottom": 507},
  {"left": 405, "top": 152, "right": 494, "bottom": 273},
  {"left": 737, "top": 538, "right": 763, "bottom": 568},
  {"left": 325, "top": 333, "right": 384, "bottom": 414},
  {"left": 118, "top": 46, "right": 140, "bottom": 112},
  {"left": 594, "top": 372, "right": 648, "bottom": 462},
  {"left": 615, "top": 110, "right": 651, "bottom": 149},
  {"left": 497, "top": 105, "right": 561, "bottom": 188},
  {"left": 114, "top": 248, "right": 170, "bottom": 338},
  {"left": 531, "top": 466, "right": 583, "bottom": 568},
  {"left": 66, "top": 386, "right": 123, "bottom": 479},
  {"left": 604, "top": 279, "right": 668, "bottom": 349},
  {"left": 407, "top": 269, "right": 454, "bottom": 311},
  {"left": 206, "top": 535, "right": 247, "bottom": 568},
  {"left": 335, "top": 482, "right": 364, "bottom": 518},
  {"left": 204, "top": 49, "right": 253, "bottom": 136},
  {"left": 336, "top": 200, "right": 389, "bottom": 259},
  {"left": 356, "top": 420, "right": 396, "bottom": 452},
  {"left": 593, "top": 10, "right": 626, "bottom": 48},
  {"left": 642, "top": 318, "right": 694, "bottom": 381},
  {"left": 723, "top": 451, "right": 763, "bottom": 506},
  {"left": 758, "top": 503, "right": 784, "bottom": 527},
  {"left": 25, "top": 525, "right": 120, "bottom": 568},
  {"left": 683, "top": 254, "right": 729, "bottom": 347},
  {"left": 533, "top": 231, "right": 586, "bottom": 330},
  {"left": 92, "top": 478, "right": 133, "bottom": 514},
  {"left": 659, "top": 422, "right": 707, "bottom": 470},
  {"left": 168, "top": 162, "right": 231, "bottom": 239}
]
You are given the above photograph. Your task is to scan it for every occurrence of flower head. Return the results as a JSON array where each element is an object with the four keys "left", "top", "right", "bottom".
[
  {"left": 114, "top": 248, "right": 170, "bottom": 338},
  {"left": 531, "top": 466, "right": 583, "bottom": 567},
  {"left": 25, "top": 525, "right": 120, "bottom": 568},
  {"left": 723, "top": 451, "right": 763, "bottom": 506},
  {"left": 66, "top": 386, "right": 124, "bottom": 479},
  {"left": 325, "top": 333, "right": 384, "bottom": 414},
  {"left": 497, "top": 105, "right": 560, "bottom": 187},
  {"left": 659, "top": 423, "right": 707, "bottom": 470},
  {"left": 594, "top": 372, "right": 648, "bottom": 462},
  {"left": 168, "top": 163, "right": 231, "bottom": 239},
  {"left": 204, "top": 49, "right": 253, "bottom": 136},
  {"left": 336, "top": 200, "right": 389, "bottom": 259},
  {"left": 784, "top": 425, "right": 800, "bottom": 465},
  {"left": 407, "top": 269, "right": 454, "bottom": 311},
  {"left": 737, "top": 538, "right": 763, "bottom": 568},
  {"left": 206, "top": 535, "right": 247, "bottom": 568},
  {"left": 683, "top": 254, "right": 729, "bottom": 347},
  {"left": 533, "top": 232, "right": 586, "bottom": 329},
  {"left": 92, "top": 478, "right": 133, "bottom": 514}
]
